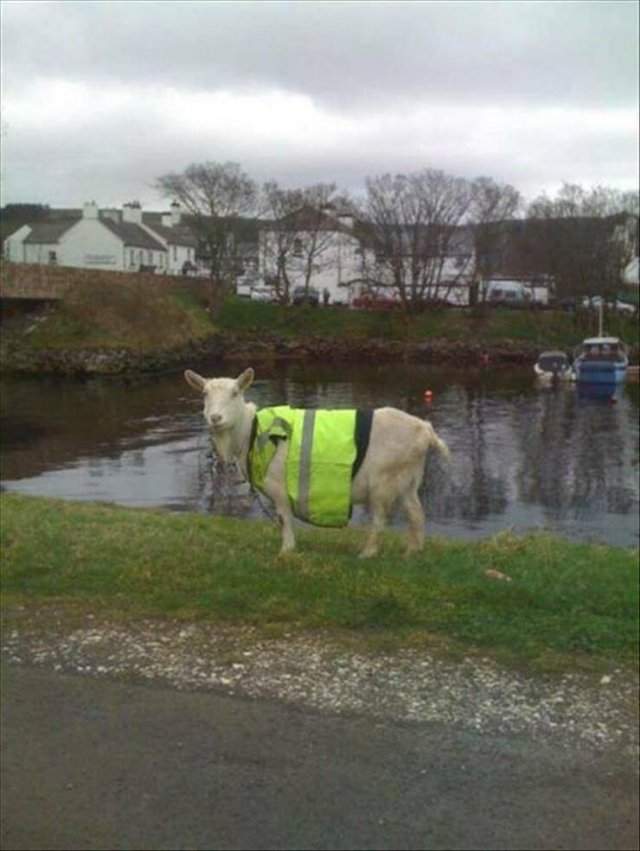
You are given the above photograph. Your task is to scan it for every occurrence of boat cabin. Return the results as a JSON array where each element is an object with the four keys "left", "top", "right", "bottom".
[{"left": 575, "top": 337, "right": 627, "bottom": 361}]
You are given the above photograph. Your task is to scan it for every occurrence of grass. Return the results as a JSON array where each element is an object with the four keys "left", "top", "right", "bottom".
[
  {"left": 218, "top": 298, "right": 640, "bottom": 352},
  {"left": 5, "top": 282, "right": 638, "bottom": 359},
  {"left": 1, "top": 493, "right": 637, "bottom": 673},
  {"left": 3, "top": 280, "right": 216, "bottom": 352}
]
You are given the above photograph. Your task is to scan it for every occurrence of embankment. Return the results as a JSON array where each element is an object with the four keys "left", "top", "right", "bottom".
[{"left": 1, "top": 261, "right": 637, "bottom": 376}]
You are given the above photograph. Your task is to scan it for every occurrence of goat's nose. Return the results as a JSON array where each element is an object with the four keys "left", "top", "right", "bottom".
[{"left": 209, "top": 413, "right": 223, "bottom": 426}]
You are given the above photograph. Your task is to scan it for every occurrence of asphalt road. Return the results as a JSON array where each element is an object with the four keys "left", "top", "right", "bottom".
[{"left": 1, "top": 664, "right": 638, "bottom": 851}]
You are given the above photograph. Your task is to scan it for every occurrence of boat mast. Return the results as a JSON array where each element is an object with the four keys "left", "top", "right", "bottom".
[{"left": 598, "top": 299, "right": 604, "bottom": 337}]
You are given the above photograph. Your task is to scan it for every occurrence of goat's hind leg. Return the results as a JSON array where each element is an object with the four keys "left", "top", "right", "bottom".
[{"left": 402, "top": 488, "right": 425, "bottom": 555}]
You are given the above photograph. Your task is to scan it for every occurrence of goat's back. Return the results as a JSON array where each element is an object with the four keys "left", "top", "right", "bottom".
[{"left": 351, "top": 407, "right": 447, "bottom": 504}]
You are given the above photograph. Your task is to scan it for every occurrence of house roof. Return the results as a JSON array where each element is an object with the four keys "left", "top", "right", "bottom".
[
  {"left": 268, "top": 205, "right": 354, "bottom": 235},
  {"left": 143, "top": 220, "right": 198, "bottom": 248},
  {"left": 353, "top": 221, "right": 474, "bottom": 256},
  {"left": 99, "top": 219, "right": 166, "bottom": 251},
  {"left": 23, "top": 219, "right": 80, "bottom": 244}
]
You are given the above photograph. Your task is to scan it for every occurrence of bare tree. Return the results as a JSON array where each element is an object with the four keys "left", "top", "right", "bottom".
[
  {"left": 259, "top": 182, "right": 304, "bottom": 304},
  {"left": 155, "top": 161, "right": 257, "bottom": 310},
  {"left": 360, "top": 169, "right": 475, "bottom": 310},
  {"left": 468, "top": 177, "right": 522, "bottom": 306},
  {"left": 259, "top": 182, "right": 341, "bottom": 302},
  {"left": 526, "top": 183, "right": 638, "bottom": 304}
]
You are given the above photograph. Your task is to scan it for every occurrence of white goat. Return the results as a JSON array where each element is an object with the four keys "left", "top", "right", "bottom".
[{"left": 185, "top": 367, "right": 449, "bottom": 557}]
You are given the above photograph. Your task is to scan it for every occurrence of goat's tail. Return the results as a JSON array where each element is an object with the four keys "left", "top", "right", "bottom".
[{"left": 423, "top": 422, "right": 450, "bottom": 461}]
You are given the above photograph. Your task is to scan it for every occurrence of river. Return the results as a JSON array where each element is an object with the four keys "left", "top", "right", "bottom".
[{"left": 1, "top": 361, "right": 638, "bottom": 548}]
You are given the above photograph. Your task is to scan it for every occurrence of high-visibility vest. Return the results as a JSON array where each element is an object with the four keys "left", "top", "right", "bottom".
[{"left": 248, "top": 405, "right": 359, "bottom": 527}]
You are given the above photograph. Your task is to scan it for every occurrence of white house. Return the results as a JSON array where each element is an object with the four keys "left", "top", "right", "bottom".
[
  {"left": 257, "top": 205, "right": 479, "bottom": 305},
  {"left": 2, "top": 201, "right": 197, "bottom": 275},
  {"left": 258, "top": 206, "right": 368, "bottom": 305},
  {"left": 140, "top": 202, "right": 199, "bottom": 275},
  {"left": 623, "top": 256, "right": 639, "bottom": 287}
]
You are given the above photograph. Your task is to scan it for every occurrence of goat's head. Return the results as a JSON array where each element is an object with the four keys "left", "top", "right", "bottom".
[{"left": 184, "top": 368, "right": 254, "bottom": 433}]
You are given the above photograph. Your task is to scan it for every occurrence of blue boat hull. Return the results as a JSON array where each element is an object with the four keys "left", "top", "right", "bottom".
[{"left": 574, "top": 360, "right": 627, "bottom": 384}]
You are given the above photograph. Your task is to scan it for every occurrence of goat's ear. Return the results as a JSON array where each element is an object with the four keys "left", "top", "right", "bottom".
[
  {"left": 184, "top": 369, "right": 207, "bottom": 392},
  {"left": 236, "top": 367, "right": 254, "bottom": 392}
]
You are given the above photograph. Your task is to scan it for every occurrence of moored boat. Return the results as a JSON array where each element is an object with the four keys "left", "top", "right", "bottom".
[
  {"left": 573, "top": 336, "right": 628, "bottom": 384},
  {"left": 573, "top": 300, "right": 629, "bottom": 385},
  {"left": 533, "top": 350, "right": 574, "bottom": 382}
]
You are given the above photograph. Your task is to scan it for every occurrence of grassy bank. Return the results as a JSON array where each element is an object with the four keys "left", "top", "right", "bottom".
[
  {"left": 2, "top": 279, "right": 216, "bottom": 353},
  {"left": 1, "top": 494, "right": 637, "bottom": 672},
  {"left": 2, "top": 282, "right": 638, "bottom": 360},
  {"left": 218, "top": 298, "right": 640, "bottom": 352}
]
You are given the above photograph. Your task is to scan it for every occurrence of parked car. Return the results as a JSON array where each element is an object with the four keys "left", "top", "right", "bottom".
[
  {"left": 250, "top": 286, "right": 275, "bottom": 303},
  {"left": 486, "top": 288, "right": 532, "bottom": 309},
  {"left": 351, "top": 292, "right": 399, "bottom": 310},
  {"left": 582, "top": 296, "right": 636, "bottom": 316},
  {"left": 292, "top": 286, "right": 319, "bottom": 306},
  {"left": 557, "top": 296, "right": 636, "bottom": 315}
]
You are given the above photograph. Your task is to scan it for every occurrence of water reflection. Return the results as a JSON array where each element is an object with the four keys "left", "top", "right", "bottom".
[{"left": 1, "top": 363, "right": 638, "bottom": 547}]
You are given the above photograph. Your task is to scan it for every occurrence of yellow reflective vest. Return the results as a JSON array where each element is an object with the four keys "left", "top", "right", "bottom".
[{"left": 248, "top": 405, "right": 359, "bottom": 527}]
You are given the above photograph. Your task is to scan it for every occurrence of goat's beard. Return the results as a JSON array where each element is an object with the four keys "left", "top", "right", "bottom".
[{"left": 208, "top": 422, "right": 231, "bottom": 434}]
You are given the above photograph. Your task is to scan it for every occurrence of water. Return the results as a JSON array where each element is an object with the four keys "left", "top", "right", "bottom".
[{"left": 1, "top": 362, "right": 638, "bottom": 548}]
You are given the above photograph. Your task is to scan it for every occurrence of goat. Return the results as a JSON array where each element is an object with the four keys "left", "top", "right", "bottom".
[{"left": 185, "top": 367, "right": 449, "bottom": 557}]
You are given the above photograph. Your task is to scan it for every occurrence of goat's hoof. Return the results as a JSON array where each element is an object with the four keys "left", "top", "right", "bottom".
[
  {"left": 278, "top": 548, "right": 295, "bottom": 558},
  {"left": 404, "top": 546, "right": 423, "bottom": 558}
]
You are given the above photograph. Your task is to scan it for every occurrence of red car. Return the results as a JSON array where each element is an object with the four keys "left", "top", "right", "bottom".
[{"left": 351, "top": 293, "right": 399, "bottom": 310}]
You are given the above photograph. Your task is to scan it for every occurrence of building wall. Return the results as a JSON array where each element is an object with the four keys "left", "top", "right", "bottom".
[
  {"left": 166, "top": 242, "right": 194, "bottom": 275},
  {"left": 259, "top": 229, "right": 361, "bottom": 304},
  {"left": 58, "top": 219, "right": 126, "bottom": 270},
  {"left": 122, "top": 243, "right": 168, "bottom": 273},
  {"left": 357, "top": 249, "right": 474, "bottom": 304},
  {"left": 24, "top": 242, "right": 63, "bottom": 265},
  {"left": 3, "top": 226, "right": 32, "bottom": 263}
]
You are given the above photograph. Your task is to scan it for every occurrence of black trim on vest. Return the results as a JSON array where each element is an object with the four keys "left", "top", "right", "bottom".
[
  {"left": 246, "top": 415, "right": 259, "bottom": 485},
  {"left": 352, "top": 409, "right": 373, "bottom": 479}
]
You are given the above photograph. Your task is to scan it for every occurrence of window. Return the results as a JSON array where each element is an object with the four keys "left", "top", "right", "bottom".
[
  {"left": 293, "top": 238, "right": 303, "bottom": 257},
  {"left": 48, "top": 250, "right": 57, "bottom": 265},
  {"left": 173, "top": 245, "right": 177, "bottom": 261},
  {"left": 148, "top": 251, "right": 153, "bottom": 265},
  {"left": 129, "top": 249, "right": 136, "bottom": 266}
]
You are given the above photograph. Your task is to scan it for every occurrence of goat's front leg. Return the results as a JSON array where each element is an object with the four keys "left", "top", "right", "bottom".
[
  {"left": 359, "top": 496, "right": 389, "bottom": 558},
  {"left": 263, "top": 442, "right": 296, "bottom": 555}
]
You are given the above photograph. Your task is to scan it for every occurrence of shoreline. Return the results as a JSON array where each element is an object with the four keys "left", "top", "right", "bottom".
[{"left": 0, "top": 332, "right": 545, "bottom": 376}]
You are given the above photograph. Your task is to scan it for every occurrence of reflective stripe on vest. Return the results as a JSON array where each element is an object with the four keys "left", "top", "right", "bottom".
[{"left": 249, "top": 406, "right": 358, "bottom": 527}]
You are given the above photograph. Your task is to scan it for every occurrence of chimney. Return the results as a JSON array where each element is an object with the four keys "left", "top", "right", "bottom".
[
  {"left": 122, "top": 201, "right": 142, "bottom": 225},
  {"left": 162, "top": 201, "right": 182, "bottom": 227},
  {"left": 83, "top": 201, "right": 99, "bottom": 219},
  {"left": 101, "top": 208, "right": 122, "bottom": 224},
  {"left": 337, "top": 211, "right": 354, "bottom": 229}
]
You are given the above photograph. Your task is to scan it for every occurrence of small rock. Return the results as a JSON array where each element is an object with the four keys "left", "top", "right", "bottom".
[{"left": 484, "top": 569, "right": 513, "bottom": 582}]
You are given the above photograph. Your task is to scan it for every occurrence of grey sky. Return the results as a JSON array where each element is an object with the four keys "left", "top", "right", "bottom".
[{"left": 1, "top": 0, "right": 638, "bottom": 210}]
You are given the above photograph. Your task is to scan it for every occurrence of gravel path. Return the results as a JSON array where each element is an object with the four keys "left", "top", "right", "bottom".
[{"left": 2, "top": 604, "right": 638, "bottom": 758}]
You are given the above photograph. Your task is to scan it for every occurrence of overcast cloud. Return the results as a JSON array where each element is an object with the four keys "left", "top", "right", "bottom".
[{"left": 1, "top": 0, "right": 638, "bottom": 210}]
